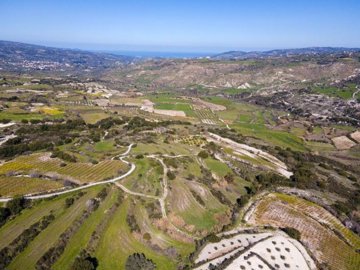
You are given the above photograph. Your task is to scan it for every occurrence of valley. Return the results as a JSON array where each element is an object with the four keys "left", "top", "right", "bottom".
[{"left": 0, "top": 42, "right": 359, "bottom": 270}]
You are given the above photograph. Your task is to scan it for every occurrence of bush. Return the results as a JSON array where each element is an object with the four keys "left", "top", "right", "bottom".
[
  {"left": 6, "top": 196, "right": 28, "bottom": 215},
  {"left": 332, "top": 201, "right": 351, "bottom": 215},
  {"left": 125, "top": 253, "right": 156, "bottom": 270},
  {"left": 0, "top": 119, "right": 11, "bottom": 124},
  {"left": 64, "top": 198, "right": 74, "bottom": 208},
  {"left": 281, "top": 227, "right": 301, "bottom": 241},
  {"left": 96, "top": 188, "right": 108, "bottom": 201},
  {"left": 127, "top": 214, "right": 140, "bottom": 232},
  {"left": 72, "top": 250, "right": 98, "bottom": 270},
  {"left": 143, "top": 233, "right": 151, "bottom": 241},
  {"left": 0, "top": 207, "right": 11, "bottom": 226},
  {"left": 198, "top": 150, "right": 209, "bottom": 159},
  {"left": 51, "top": 149, "right": 77, "bottom": 163},
  {"left": 166, "top": 171, "right": 176, "bottom": 180}
]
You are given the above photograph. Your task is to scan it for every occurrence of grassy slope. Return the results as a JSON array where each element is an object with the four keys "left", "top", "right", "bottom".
[
  {"left": 0, "top": 194, "right": 73, "bottom": 249},
  {"left": 133, "top": 202, "right": 195, "bottom": 258},
  {"left": 122, "top": 157, "right": 162, "bottom": 196},
  {"left": 8, "top": 187, "right": 101, "bottom": 270},
  {"left": 95, "top": 197, "right": 176, "bottom": 270},
  {"left": 52, "top": 187, "right": 118, "bottom": 270},
  {"left": 80, "top": 112, "right": 109, "bottom": 124},
  {"left": 169, "top": 179, "right": 228, "bottom": 232},
  {"left": 208, "top": 97, "right": 308, "bottom": 151}
]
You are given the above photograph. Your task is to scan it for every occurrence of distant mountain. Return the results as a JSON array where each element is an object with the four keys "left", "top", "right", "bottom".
[
  {"left": 0, "top": 40, "right": 134, "bottom": 74},
  {"left": 212, "top": 47, "right": 360, "bottom": 60}
]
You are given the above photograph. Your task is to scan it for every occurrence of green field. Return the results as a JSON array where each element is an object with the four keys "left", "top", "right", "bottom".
[
  {"left": 80, "top": 112, "right": 109, "bottom": 124},
  {"left": 169, "top": 179, "right": 230, "bottom": 233},
  {"left": 312, "top": 83, "right": 358, "bottom": 99},
  {"left": 8, "top": 187, "right": 101, "bottom": 269},
  {"left": 95, "top": 198, "right": 177, "bottom": 269},
  {"left": 52, "top": 187, "right": 119, "bottom": 270},
  {"left": 122, "top": 157, "right": 163, "bottom": 196},
  {"left": 154, "top": 102, "right": 195, "bottom": 117}
]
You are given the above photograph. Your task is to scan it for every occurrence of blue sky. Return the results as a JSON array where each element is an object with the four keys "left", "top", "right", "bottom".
[{"left": 0, "top": 0, "right": 359, "bottom": 52}]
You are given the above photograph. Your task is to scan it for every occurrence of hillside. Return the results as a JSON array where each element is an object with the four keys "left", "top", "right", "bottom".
[
  {"left": 211, "top": 47, "right": 360, "bottom": 60},
  {"left": 0, "top": 40, "right": 133, "bottom": 74}
]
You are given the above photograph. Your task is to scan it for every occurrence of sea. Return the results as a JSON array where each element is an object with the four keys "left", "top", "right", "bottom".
[{"left": 104, "top": 50, "right": 214, "bottom": 59}]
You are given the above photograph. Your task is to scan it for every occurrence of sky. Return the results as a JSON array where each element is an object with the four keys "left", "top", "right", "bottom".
[{"left": 0, "top": 0, "right": 359, "bottom": 53}]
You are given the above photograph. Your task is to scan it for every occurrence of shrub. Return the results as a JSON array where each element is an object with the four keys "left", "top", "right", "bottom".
[
  {"left": 64, "top": 198, "right": 75, "bottom": 208},
  {"left": 281, "top": 227, "right": 301, "bottom": 241},
  {"left": 198, "top": 150, "right": 209, "bottom": 159},
  {"left": 166, "top": 171, "right": 176, "bottom": 180},
  {"left": 72, "top": 250, "right": 98, "bottom": 270},
  {"left": 6, "top": 196, "right": 28, "bottom": 215},
  {"left": 143, "top": 233, "right": 151, "bottom": 241},
  {"left": 125, "top": 253, "right": 156, "bottom": 270},
  {"left": 127, "top": 214, "right": 140, "bottom": 232},
  {"left": 0, "top": 207, "right": 11, "bottom": 226}
]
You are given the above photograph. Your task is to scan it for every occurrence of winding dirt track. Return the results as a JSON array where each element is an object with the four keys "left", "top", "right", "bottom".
[
  {"left": 0, "top": 144, "right": 136, "bottom": 202},
  {"left": 0, "top": 144, "right": 201, "bottom": 239}
]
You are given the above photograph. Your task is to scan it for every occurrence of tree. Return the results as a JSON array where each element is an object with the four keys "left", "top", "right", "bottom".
[
  {"left": 0, "top": 207, "right": 11, "bottom": 225},
  {"left": 198, "top": 150, "right": 209, "bottom": 159},
  {"left": 7, "top": 196, "right": 27, "bottom": 215},
  {"left": 72, "top": 250, "right": 98, "bottom": 270},
  {"left": 125, "top": 253, "right": 156, "bottom": 270},
  {"left": 64, "top": 198, "right": 75, "bottom": 208},
  {"left": 166, "top": 171, "right": 176, "bottom": 180}
]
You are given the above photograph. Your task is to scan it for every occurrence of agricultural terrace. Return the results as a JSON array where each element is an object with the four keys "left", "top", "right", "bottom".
[
  {"left": 145, "top": 94, "right": 229, "bottom": 126},
  {"left": 205, "top": 97, "right": 310, "bottom": 152},
  {"left": 0, "top": 184, "right": 196, "bottom": 269},
  {"left": 0, "top": 152, "right": 128, "bottom": 187},
  {"left": 246, "top": 193, "right": 360, "bottom": 270},
  {"left": 0, "top": 175, "right": 63, "bottom": 197}
]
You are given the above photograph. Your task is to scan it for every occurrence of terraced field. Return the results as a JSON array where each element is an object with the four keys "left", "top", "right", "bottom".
[
  {"left": 95, "top": 197, "right": 178, "bottom": 269},
  {"left": 0, "top": 175, "right": 63, "bottom": 196},
  {"left": 168, "top": 179, "right": 230, "bottom": 235},
  {"left": 194, "top": 109, "right": 220, "bottom": 125},
  {"left": 247, "top": 193, "right": 360, "bottom": 270},
  {"left": 6, "top": 187, "right": 101, "bottom": 269},
  {"left": 0, "top": 153, "right": 128, "bottom": 184}
]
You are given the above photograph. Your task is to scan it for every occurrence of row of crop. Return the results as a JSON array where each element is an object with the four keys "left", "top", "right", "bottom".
[
  {"left": 0, "top": 154, "right": 126, "bottom": 183},
  {"left": 253, "top": 196, "right": 360, "bottom": 270},
  {"left": 35, "top": 188, "right": 110, "bottom": 270},
  {"left": 0, "top": 214, "right": 55, "bottom": 269},
  {"left": 0, "top": 176, "right": 62, "bottom": 196},
  {"left": 292, "top": 199, "right": 360, "bottom": 249},
  {"left": 194, "top": 109, "right": 218, "bottom": 120}
]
